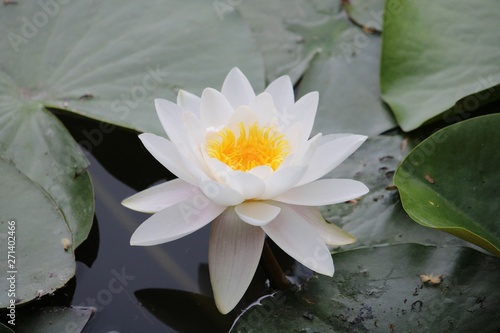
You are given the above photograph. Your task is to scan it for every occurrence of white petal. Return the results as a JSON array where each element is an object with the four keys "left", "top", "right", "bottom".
[
  {"left": 154, "top": 100, "right": 205, "bottom": 170},
  {"left": 177, "top": 89, "right": 201, "bottom": 116},
  {"left": 226, "top": 171, "right": 266, "bottom": 199},
  {"left": 262, "top": 203, "right": 334, "bottom": 276},
  {"left": 274, "top": 179, "right": 369, "bottom": 206},
  {"left": 130, "top": 197, "right": 226, "bottom": 246},
  {"left": 221, "top": 67, "right": 256, "bottom": 109},
  {"left": 249, "top": 92, "right": 277, "bottom": 125},
  {"left": 259, "top": 166, "right": 307, "bottom": 199},
  {"left": 282, "top": 122, "right": 302, "bottom": 153},
  {"left": 248, "top": 165, "right": 273, "bottom": 180},
  {"left": 154, "top": 98, "right": 186, "bottom": 145},
  {"left": 227, "top": 105, "right": 259, "bottom": 133},
  {"left": 200, "top": 180, "right": 244, "bottom": 206},
  {"left": 200, "top": 88, "right": 234, "bottom": 129},
  {"left": 291, "top": 206, "right": 356, "bottom": 246},
  {"left": 139, "top": 133, "right": 199, "bottom": 185},
  {"left": 235, "top": 201, "right": 281, "bottom": 226},
  {"left": 182, "top": 112, "right": 205, "bottom": 140},
  {"left": 265, "top": 75, "right": 295, "bottom": 112},
  {"left": 209, "top": 208, "right": 265, "bottom": 314},
  {"left": 203, "top": 155, "right": 233, "bottom": 181},
  {"left": 297, "top": 134, "right": 367, "bottom": 186},
  {"left": 288, "top": 133, "right": 321, "bottom": 166},
  {"left": 122, "top": 179, "right": 198, "bottom": 213},
  {"left": 288, "top": 92, "right": 319, "bottom": 142}
]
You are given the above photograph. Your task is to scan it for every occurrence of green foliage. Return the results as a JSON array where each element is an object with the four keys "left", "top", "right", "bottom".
[
  {"left": 380, "top": 0, "right": 500, "bottom": 131},
  {"left": 395, "top": 115, "right": 500, "bottom": 256},
  {"left": 0, "top": 158, "right": 75, "bottom": 307},
  {"left": 322, "top": 135, "right": 475, "bottom": 251}
]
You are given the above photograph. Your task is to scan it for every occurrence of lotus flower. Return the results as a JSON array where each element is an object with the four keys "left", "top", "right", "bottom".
[{"left": 122, "top": 68, "right": 368, "bottom": 314}]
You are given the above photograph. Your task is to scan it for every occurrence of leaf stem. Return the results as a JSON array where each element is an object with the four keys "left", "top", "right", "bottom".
[{"left": 262, "top": 240, "right": 292, "bottom": 290}]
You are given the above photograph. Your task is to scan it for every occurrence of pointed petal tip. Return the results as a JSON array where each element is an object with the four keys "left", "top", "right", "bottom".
[
  {"left": 130, "top": 230, "right": 169, "bottom": 247},
  {"left": 227, "top": 66, "right": 243, "bottom": 76},
  {"left": 130, "top": 235, "right": 150, "bottom": 246},
  {"left": 324, "top": 266, "right": 335, "bottom": 277},
  {"left": 315, "top": 258, "right": 335, "bottom": 277},
  {"left": 214, "top": 297, "right": 234, "bottom": 315},
  {"left": 121, "top": 197, "right": 132, "bottom": 209},
  {"left": 354, "top": 134, "right": 368, "bottom": 144}
]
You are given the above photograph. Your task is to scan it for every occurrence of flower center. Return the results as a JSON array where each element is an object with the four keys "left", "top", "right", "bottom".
[{"left": 206, "top": 122, "right": 289, "bottom": 172}]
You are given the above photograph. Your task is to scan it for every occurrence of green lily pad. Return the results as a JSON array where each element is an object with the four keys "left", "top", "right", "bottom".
[
  {"left": 0, "top": 158, "right": 75, "bottom": 307},
  {"left": 1, "top": 0, "right": 264, "bottom": 135},
  {"left": 231, "top": 244, "right": 500, "bottom": 332},
  {"left": 297, "top": 33, "right": 396, "bottom": 136},
  {"left": 394, "top": 114, "right": 500, "bottom": 256},
  {"left": 16, "top": 306, "right": 94, "bottom": 333},
  {"left": 290, "top": 3, "right": 395, "bottom": 136},
  {"left": 0, "top": 102, "right": 93, "bottom": 248},
  {"left": 380, "top": 0, "right": 500, "bottom": 131},
  {"left": 238, "top": 0, "right": 336, "bottom": 83},
  {"left": 321, "top": 135, "right": 473, "bottom": 250}
]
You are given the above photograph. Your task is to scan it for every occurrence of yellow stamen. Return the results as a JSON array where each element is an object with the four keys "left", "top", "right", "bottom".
[{"left": 206, "top": 122, "right": 289, "bottom": 171}]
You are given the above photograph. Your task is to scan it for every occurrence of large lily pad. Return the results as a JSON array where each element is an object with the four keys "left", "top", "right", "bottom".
[
  {"left": 394, "top": 114, "right": 500, "bottom": 256},
  {"left": 231, "top": 244, "right": 500, "bottom": 332},
  {"left": 1, "top": 0, "right": 264, "bottom": 134},
  {"left": 238, "top": 0, "right": 333, "bottom": 83},
  {"left": 380, "top": 0, "right": 500, "bottom": 131},
  {"left": 0, "top": 158, "right": 75, "bottom": 307},
  {"left": 297, "top": 33, "right": 396, "bottom": 136},
  {"left": 291, "top": 5, "right": 396, "bottom": 136},
  {"left": 0, "top": 101, "right": 93, "bottom": 248},
  {"left": 321, "top": 135, "right": 473, "bottom": 251}
]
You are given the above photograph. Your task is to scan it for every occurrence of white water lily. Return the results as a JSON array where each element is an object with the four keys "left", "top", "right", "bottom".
[{"left": 122, "top": 68, "right": 368, "bottom": 314}]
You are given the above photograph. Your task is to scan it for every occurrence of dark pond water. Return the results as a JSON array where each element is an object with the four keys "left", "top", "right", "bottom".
[{"left": 15, "top": 112, "right": 307, "bottom": 333}]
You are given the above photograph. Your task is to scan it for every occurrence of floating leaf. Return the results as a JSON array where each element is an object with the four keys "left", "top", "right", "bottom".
[
  {"left": 289, "top": 1, "right": 396, "bottom": 136},
  {"left": 238, "top": 0, "right": 335, "bottom": 83},
  {"left": 0, "top": 104, "right": 93, "bottom": 248},
  {"left": 0, "top": 158, "right": 75, "bottom": 307},
  {"left": 1, "top": 0, "right": 264, "bottom": 134},
  {"left": 232, "top": 245, "right": 500, "bottom": 332},
  {"left": 297, "top": 34, "right": 396, "bottom": 136},
  {"left": 16, "top": 306, "right": 94, "bottom": 333},
  {"left": 380, "top": 0, "right": 500, "bottom": 131},
  {"left": 321, "top": 135, "right": 473, "bottom": 250},
  {"left": 394, "top": 114, "right": 500, "bottom": 256}
]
